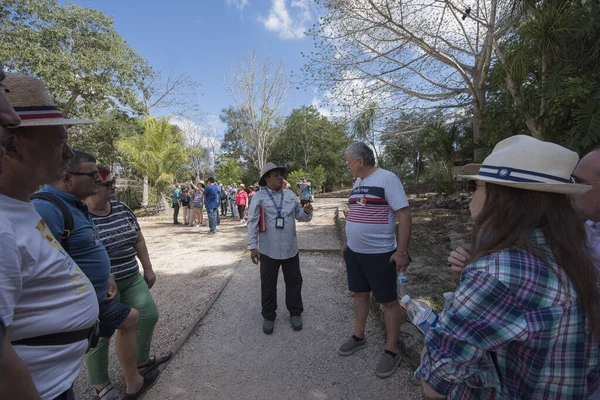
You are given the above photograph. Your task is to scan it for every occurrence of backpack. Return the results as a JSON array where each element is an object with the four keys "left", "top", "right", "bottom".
[
  {"left": 30, "top": 192, "right": 74, "bottom": 252},
  {"left": 220, "top": 188, "right": 227, "bottom": 200}
]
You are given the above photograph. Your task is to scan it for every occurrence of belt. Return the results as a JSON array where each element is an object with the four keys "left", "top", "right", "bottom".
[{"left": 12, "top": 325, "right": 95, "bottom": 347}]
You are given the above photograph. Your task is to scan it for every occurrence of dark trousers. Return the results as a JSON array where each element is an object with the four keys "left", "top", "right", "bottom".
[
  {"left": 173, "top": 203, "right": 180, "bottom": 223},
  {"left": 260, "top": 253, "right": 303, "bottom": 321},
  {"left": 221, "top": 200, "right": 228, "bottom": 215}
]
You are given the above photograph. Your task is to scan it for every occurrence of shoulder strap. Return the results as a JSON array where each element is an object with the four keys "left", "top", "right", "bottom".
[{"left": 31, "top": 192, "right": 74, "bottom": 250}]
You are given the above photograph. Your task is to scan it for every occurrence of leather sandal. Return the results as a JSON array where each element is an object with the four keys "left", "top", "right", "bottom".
[
  {"left": 96, "top": 382, "right": 125, "bottom": 400},
  {"left": 137, "top": 351, "right": 172, "bottom": 374},
  {"left": 124, "top": 368, "right": 161, "bottom": 399}
]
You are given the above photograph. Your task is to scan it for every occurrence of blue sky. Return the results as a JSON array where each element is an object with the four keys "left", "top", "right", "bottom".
[{"left": 70, "top": 0, "right": 322, "bottom": 134}]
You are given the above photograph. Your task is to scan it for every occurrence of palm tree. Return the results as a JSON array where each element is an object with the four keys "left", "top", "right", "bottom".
[{"left": 117, "top": 116, "right": 187, "bottom": 208}]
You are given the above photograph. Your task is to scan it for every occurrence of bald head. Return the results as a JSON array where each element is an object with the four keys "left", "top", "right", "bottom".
[{"left": 572, "top": 149, "right": 600, "bottom": 222}]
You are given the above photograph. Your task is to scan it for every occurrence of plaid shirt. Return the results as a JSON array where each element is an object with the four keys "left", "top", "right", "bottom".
[{"left": 415, "top": 229, "right": 600, "bottom": 399}]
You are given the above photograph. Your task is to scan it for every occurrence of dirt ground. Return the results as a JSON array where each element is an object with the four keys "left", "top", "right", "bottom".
[{"left": 73, "top": 213, "right": 249, "bottom": 399}]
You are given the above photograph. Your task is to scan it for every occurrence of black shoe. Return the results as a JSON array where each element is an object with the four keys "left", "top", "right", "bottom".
[
  {"left": 291, "top": 315, "right": 303, "bottom": 331},
  {"left": 263, "top": 319, "right": 274, "bottom": 335}
]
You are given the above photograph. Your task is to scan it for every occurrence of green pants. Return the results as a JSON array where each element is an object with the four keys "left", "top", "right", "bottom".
[{"left": 86, "top": 273, "right": 159, "bottom": 385}]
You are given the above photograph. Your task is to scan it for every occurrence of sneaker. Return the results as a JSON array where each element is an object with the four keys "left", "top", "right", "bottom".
[
  {"left": 338, "top": 336, "right": 367, "bottom": 356},
  {"left": 375, "top": 352, "right": 401, "bottom": 378},
  {"left": 291, "top": 315, "right": 303, "bottom": 331},
  {"left": 263, "top": 319, "right": 274, "bottom": 335},
  {"left": 207, "top": 231, "right": 216, "bottom": 235},
  {"left": 195, "top": 224, "right": 200, "bottom": 227}
]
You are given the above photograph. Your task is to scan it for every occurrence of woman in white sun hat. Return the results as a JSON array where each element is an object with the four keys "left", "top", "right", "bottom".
[{"left": 416, "top": 135, "right": 600, "bottom": 399}]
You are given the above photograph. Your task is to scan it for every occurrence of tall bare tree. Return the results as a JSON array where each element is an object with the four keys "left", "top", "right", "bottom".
[
  {"left": 139, "top": 70, "right": 201, "bottom": 117},
  {"left": 225, "top": 51, "right": 289, "bottom": 173},
  {"left": 304, "top": 0, "right": 514, "bottom": 160}
]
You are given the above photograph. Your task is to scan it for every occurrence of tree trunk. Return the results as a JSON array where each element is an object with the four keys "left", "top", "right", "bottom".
[
  {"left": 62, "top": 91, "right": 81, "bottom": 117},
  {"left": 142, "top": 175, "right": 149, "bottom": 207},
  {"left": 413, "top": 151, "right": 421, "bottom": 186}
]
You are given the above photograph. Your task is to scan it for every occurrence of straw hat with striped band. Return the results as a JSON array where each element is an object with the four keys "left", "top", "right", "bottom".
[
  {"left": 459, "top": 135, "right": 590, "bottom": 195},
  {"left": 3, "top": 73, "right": 95, "bottom": 127}
]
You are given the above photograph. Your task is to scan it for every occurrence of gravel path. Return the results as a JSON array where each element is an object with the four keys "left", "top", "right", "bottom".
[
  {"left": 73, "top": 214, "right": 248, "bottom": 399},
  {"left": 142, "top": 198, "right": 424, "bottom": 400}
]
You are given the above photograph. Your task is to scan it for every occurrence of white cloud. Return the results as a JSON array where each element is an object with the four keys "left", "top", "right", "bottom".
[
  {"left": 310, "top": 96, "right": 331, "bottom": 118},
  {"left": 171, "top": 116, "right": 223, "bottom": 150},
  {"left": 258, "top": 0, "right": 312, "bottom": 40},
  {"left": 225, "top": 0, "right": 249, "bottom": 11}
]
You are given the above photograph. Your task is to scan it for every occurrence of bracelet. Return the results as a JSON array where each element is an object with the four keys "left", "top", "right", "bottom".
[{"left": 396, "top": 249, "right": 408, "bottom": 256}]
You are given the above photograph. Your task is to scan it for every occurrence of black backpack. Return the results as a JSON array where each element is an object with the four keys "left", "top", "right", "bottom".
[
  {"left": 30, "top": 192, "right": 74, "bottom": 252},
  {"left": 220, "top": 188, "right": 227, "bottom": 200}
]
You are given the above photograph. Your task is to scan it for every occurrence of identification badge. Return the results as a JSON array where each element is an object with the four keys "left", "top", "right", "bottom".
[{"left": 275, "top": 216, "right": 285, "bottom": 229}]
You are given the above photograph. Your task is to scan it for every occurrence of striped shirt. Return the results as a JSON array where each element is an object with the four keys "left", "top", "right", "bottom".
[
  {"left": 90, "top": 201, "right": 140, "bottom": 281},
  {"left": 416, "top": 229, "right": 600, "bottom": 399},
  {"left": 345, "top": 168, "right": 408, "bottom": 254}
]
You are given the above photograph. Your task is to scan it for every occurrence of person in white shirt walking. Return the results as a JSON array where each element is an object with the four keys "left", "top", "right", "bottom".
[{"left": 247, "top": 163, "right": 314, "bottom": 335}]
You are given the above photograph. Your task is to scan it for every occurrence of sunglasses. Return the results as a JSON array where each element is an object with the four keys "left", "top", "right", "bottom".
[
  {"left": 100, "top": 179, "right": 116, "bottom": 188},
  {"left": 67, "top": 170, "right": 98, "bottom": 178}
]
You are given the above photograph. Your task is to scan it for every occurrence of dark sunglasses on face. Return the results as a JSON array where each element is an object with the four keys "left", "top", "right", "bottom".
[
  {"left": 67, "top": 170, "right": 98, "bottom": 178},
  {"left": 100, "top": 179, "right": 116, "bottom": 188}
]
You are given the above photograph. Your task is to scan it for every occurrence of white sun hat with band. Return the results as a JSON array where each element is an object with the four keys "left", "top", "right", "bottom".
[
  {"left": 459, "top": 135, "right": 590, "bottom": 195},
  {"left": 3, "top": 73, "right": 95, "bottom": 127}
]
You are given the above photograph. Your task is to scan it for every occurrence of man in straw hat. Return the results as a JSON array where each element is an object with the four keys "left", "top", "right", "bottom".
[
  {"left": 247, "top": 162, "right": 314, "bottom": 334},
  {"left": 416, "top": 135, "right": 599, "bottom": 398},
  {"left": 339, "top": 141, "right": 412, "bottom": 379},
  {"left": 0, "top": 70, "right": 100, "bottom": 399}
]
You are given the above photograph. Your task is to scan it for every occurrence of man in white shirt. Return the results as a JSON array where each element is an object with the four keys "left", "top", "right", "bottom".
[
  {"left": 339, "top": 142, "right": 412, "bottom": 379},
  {"left": 0, "top": 72, "right": 99, "bottom": 400},
  {"left": 247, "top": 163, "right": 314, "bottom": 335}
]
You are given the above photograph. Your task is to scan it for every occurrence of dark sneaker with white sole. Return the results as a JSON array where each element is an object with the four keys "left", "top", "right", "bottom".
[
  {"left": 375, "top": 352, "right": 401, "bottom": 378},
  {"left": 263, "top": 319, "right": 274, "bottom": 335},
  {"left": 338, "top": 336, "right": 367, "bottom": 356}
]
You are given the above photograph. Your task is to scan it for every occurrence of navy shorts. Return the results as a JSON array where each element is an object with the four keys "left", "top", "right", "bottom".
[
  {"left": 98, "top": 300, "right": 131, "bottom": 338},
  {"left": 345, "top": 247, "right": 397, "bottom": 303}
]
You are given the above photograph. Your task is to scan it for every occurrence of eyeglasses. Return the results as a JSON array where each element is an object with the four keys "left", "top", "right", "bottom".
[
  {"left": 100, "top": 179, "right": 116, "bottom": 188},
  {"left": 67, "top": 170, "right": 98, "bottom": 178},
  {"left": 571, "top": 175, "right": 600, "bottom": 185}
]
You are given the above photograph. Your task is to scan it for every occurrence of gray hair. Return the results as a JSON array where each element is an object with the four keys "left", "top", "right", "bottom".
[{"left": 346, "top": 142, "right": 376, "bottom": 167}]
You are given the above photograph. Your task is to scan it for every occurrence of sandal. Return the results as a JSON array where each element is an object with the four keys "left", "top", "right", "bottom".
[
  {"left": 137, "top": 351, "right": 172, "bottom": 373},
  {"left": 124, "top": 368, "right": 161, "bottom": 399},
  {"left": 96, "top": 382, "right": 125, "bottom": 400}
]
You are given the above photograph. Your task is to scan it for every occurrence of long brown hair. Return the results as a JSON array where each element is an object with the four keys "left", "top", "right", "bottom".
[{"left": 470, "top": 183, "right": 600, "bottom": 338}]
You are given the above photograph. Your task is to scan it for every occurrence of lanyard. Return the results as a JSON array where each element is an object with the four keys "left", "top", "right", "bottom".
[{"left": 267, "top": 188, "right": 285, "bottom": 217}]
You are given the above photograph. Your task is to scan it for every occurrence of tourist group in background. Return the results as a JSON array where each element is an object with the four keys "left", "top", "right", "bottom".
[
  {"left": 2, "top": 67, "right": 600, "bottom": 400},
  {"left": 169, "top": 175, "right": 312, "bottom": 231}
]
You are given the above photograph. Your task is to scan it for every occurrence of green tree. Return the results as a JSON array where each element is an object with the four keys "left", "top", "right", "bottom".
[
  {"left": 117, "top": 117, "right": 187, "bottom": 206},
  {"left": 490, "top": 0, "right": 600, "bottom": 152},
  {"left": 69, "top": 111, "right": 142, "bottom": 168},
  {"left": 0, "top": 0, "right": 149, "bottom": 118},
  {"left": 270, "top": 106, "right": 351, "bottom": 191},
  {"left": 215, "top": 158, "right": 242, "bottom": 185}
]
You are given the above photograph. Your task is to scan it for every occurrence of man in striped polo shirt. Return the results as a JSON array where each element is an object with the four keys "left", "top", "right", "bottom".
[{"left": 338, "top": 142, "right": 412, "bottom": 379}]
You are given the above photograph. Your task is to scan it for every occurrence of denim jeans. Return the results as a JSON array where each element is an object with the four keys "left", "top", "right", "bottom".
[
  {"left": 229, "top": 199, "right": 237, "bottom": 217},
  {"left": 207, "top": 208, "right": 218, "bottom": 232}
]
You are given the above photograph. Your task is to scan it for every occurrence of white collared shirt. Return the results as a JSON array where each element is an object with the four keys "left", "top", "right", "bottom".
[{"left": 247, "top": 187, "right": 312, "bottom": 260}]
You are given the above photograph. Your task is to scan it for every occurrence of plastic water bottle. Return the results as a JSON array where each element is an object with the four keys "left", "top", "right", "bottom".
[
  {"left": 442, "top": 292, "right": 454, "bottom": 313},
  {"left": 397, "top": 271, "right": 408, "bottom": 298},
  {"left": 401, "top": 295, "right": 439, "bottom": 335}
]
